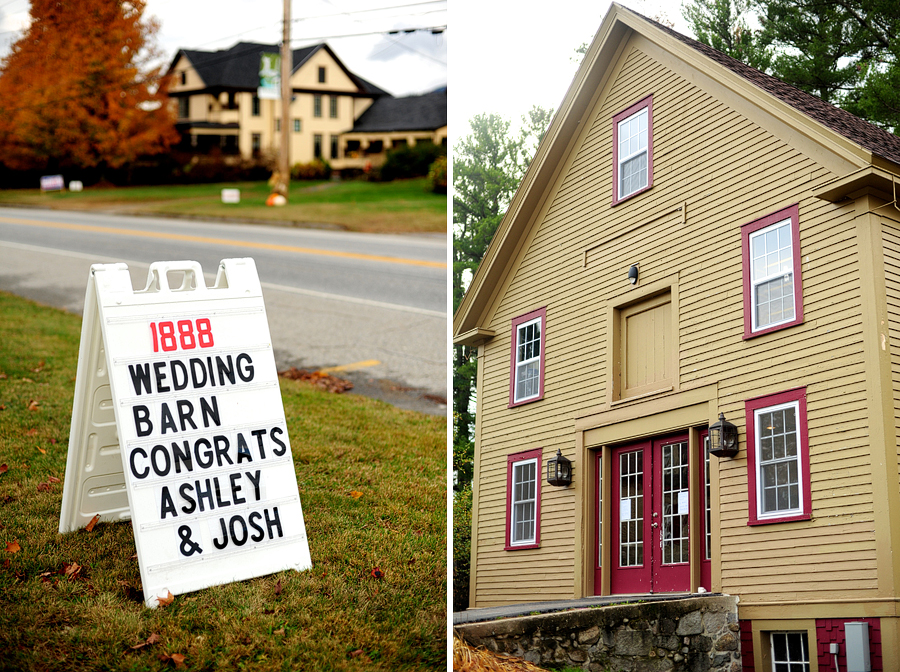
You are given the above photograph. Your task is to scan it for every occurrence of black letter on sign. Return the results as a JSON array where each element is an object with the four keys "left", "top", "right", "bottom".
[
  {"left": 171, "top": 359, "right": 189, "bottom": 391},
  {"left": 178, "top": 525, "right": 202, "bottom": 556},
  {"left": 230, "top": 515, "right": 248, "bottom": 546},
  {"left": 129, "top": 447, "right": 149, "bottom": 479},
  {"left": 271, "top": 426, "right": 287, "bottom": 457},
  {"left": 212, "top": 518, "right": 228, "bottom": 550},
  {"left": 160, "top": 486, "right": 177, "bottom": 520},
  {"left": 264, "top": 507, "right": 283, "bottom": 540},
  {"left": 128, "top": 363, "right": 152, "bottom": 395},
  {"left": 236, "top": 353, "right": 254, "bottom": 382},
  {"left": 248, "top": 511, "right": 265, "bottom": 542},
  {"left": 133, "top": 405, "right": 153, "bottom": 437},
  {"left": 160, "top": 403, "right": 177, "bottom": 435}
]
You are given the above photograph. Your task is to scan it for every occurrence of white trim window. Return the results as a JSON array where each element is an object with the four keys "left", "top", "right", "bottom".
[
  {"left": 770, "top": 632, "right": 810, "bottom": 671},
  {"left": 510, "top": 458, "right": 538, "bottom": 546},
  {"left": 755, "top": 400, "right": 802, "bottom": 518},
  {"left": 750, "top": 217, "right": 795, "bottom": 332},
  {"left": 617, "top": 107, "right": 649, "bottom": 199},
  {"left": 514, "top": 317, "right": 542, "bottom": 403}
]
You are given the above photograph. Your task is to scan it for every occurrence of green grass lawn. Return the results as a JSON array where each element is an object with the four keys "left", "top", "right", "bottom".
[
  {"left": 0, "top": 291, "right": 447, "bottom": 671},
  {"left": 0, "top": 179, "right": 447, "bottom": 234}
]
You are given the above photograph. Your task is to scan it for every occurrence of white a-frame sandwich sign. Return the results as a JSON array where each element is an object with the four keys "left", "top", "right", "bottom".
[{"left": 59, "top": 258, "right": 312, "bottom": 607}]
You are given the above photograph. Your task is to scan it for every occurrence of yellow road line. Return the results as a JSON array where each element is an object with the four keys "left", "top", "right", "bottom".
[
  {"left": 317, "top": 359, "right": 380, "bottom": 374},
  {"left": 0, "top": 216, "right": 446, "bottom": 269}
]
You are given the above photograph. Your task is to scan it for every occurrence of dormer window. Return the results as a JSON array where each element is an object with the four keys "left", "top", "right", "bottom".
[
  {"left": 612, "top": 95, "right": 653, "bottom": 204},
  {"left": 318, "top": 66, "right": 326, "bottom": 83}
]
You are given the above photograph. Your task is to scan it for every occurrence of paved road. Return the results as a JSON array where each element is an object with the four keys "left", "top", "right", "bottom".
[{"left": 0, "top": 207, "right": 448, "bottom": 415}]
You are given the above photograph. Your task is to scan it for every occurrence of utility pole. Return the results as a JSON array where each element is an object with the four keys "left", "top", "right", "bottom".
[{"left": 278, "top": 0, "right": 291, "bottom": 198}]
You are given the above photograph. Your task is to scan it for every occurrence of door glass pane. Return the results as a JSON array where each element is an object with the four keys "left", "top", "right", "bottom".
[
  {"left": 704, "top": 436, "right": 711, "bottom": 560},
  {"left": 619, "top": 450, "right": 643, "bottom": 567},
  {"left": 661, "top": 441, "right": 689, "bottom": 565}
]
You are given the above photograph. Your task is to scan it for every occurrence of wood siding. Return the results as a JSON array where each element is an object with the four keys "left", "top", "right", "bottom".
[
  {"left": 884, "top": 224, "right": 900, "bottom": 499},
  {"left": 472, "top": 40, "right": 878, "bottom": 607}
]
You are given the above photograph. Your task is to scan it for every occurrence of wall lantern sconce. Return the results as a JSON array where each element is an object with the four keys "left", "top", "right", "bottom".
[
  {"left": 708, "top": 412, "right": 739, "bottom": 458},
  {"left": 628, "top": 265, "right": 639, "bottom": 285},
  {"left": 547, "top": 449, "right": 573, "bottom": 486}
]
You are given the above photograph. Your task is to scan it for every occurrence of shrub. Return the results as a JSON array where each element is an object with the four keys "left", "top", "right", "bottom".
[
  {"left": 453, "top": 482, "right": 473, "bottom": 612},
  {"left": 427, "top": 155, "right": 447, "bottom": 194},
  {"left": 291, "top": 158, "right": 332, "bottom": 180},
  {"left": 380, "top": 142, "right": 446, "bottom": 181}
]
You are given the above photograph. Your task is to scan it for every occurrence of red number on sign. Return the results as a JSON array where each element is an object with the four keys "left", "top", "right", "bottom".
[
  {"left": 151, "top": 319, "right": 214, "bottom": 352},
  {"left": 177, "top": 320, "right": 196, "bottom": 350},
  {"left": 197, "top": 318, "right": 214, "bottom": 348}
]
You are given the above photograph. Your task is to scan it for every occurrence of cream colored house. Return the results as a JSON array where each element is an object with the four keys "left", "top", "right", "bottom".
[
  {"left": 166, "top": 42, "right": 388, "bottom": 164},
  {"left": 454, "top": 4, "right": 900, "bottom": 669}
]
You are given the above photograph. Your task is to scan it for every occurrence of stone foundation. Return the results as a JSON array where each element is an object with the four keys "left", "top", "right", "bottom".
[{"left": 454, "top": 595, "right": 741, "bottom": 672}]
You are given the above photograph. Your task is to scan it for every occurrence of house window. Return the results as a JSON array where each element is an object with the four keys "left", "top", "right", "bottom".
[
  {"left": 294, "top": 119, "right": 301, "bottom": 133},
  {"left": 313, "top": 134, "right": 322, "bottom": 159},
  {"left": 745, "top": 388, "right": 811, "bottom": 525},
  {"left": 770, "top": 632, "right": 810, "bottom": 671},
  {"left": 251, "top": 133, "right": 261, "bottom": 155},
  {"left": 252, "top": 95, "right": 260, "bottom": 117},
  {"left": 741, "top": 204, "right": 803, "bottom": 338},
  {"left": 612, "top": 95, "right": 653, "bottom": 204},
  {"left": 276, "top": 119, "right": 281, "bottom": 132},
  {"left": 318, "top": 66, "right": 326, "bottom": 83},
  {"left": 177, "top": 97, "right": 189, "bottom": 119},
  {"left": 314, "top": 95, "right": 322, "bottom": 118},
  {"left": 330, "top": 135, "right": 338, "bottom": 160},
  {"left": 329, "top": 95, "right": 338, "bottom": 118},
  {"left": 180, "top": 71, "right": 186, "bottom": 86},
  {"left": 508, "top": 307, "right": 546, "bottom": 407},
  {"left": 505, "top": 449, "right": 541, "bottom": 550}
]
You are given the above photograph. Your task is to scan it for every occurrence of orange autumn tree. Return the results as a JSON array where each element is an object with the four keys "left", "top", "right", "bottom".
[{"left": 0, "top": 0, "right": 178, "bottom": 172}]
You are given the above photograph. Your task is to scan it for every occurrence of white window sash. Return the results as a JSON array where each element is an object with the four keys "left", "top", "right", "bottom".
[
  {"left": 510, "top": 458, "right": 538, "bottom": 545},
  {"left": 514, "top": 317, "right": 542, "bottom": 403},
  {"left": 754, "top": 400, "right": 803, "bottom": 520},
  {"left": 617, "top": 107, "right": 648, "bottom": 198},
  {"left": 749, "top": 218, "right": 795, "bottom": 332}
]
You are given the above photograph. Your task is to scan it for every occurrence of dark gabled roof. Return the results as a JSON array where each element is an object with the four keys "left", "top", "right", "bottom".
[
  {"left": 169, "top": 42, "right": 389, "bottom": 96},
  {"left": 619, "top": 6, "right": 900, "bottom": 166},
  {"left": 350, "top": 90, "right": 447, "bottom": 133}
]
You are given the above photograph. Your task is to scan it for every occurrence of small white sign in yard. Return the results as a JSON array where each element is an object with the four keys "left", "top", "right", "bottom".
[
  {"left": 59, "top": 258, "right": 312, "bottom": 607},
  {"left": 40, "top": 175, "right": 64, "bottom": 191},
  {"left": 221, "top": 188, "right": 240, "bottom": 204}
]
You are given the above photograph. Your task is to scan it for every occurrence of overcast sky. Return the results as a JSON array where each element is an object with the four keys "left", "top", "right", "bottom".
[
  {"left": 448, "top": 0, "right": 692, "bottom": 147},
  {"left": 0, "top": 0, "right": 448, "bottom": 97}
]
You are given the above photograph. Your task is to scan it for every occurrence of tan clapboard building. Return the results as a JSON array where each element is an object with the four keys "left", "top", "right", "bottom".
[
  {"left": 454, "top": 3, "right": 900, "bottom": 669},
  {"left": 167, "top": 42, "right": 389, "bottom": 163}
]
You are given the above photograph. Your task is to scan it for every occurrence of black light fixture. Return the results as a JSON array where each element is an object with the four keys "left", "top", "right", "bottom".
[
  {"left": 708, "top": 412, "right": 739, "bottom": 458},
  {"left": 547, "top": 448, "right": 573, "bottom": 486},
  {"left": 628, "top": 265, "right": 639, "bottom": 285}
]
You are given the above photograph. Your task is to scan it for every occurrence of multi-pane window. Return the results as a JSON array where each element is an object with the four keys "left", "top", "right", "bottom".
[
  {"left": 294, "top": 119, "right": 301, "bottom": 133},
  {"left": 742, "top": 204, "right": 802, "bottom": 338},
  {"left": 509, "top": 308, "right": 546, "bottom": 407},
  {"left": 329, "top": 95, "right": 338, "bottom": 118},
  {"left": 177, "top": 97, "right": 189, "bottom": 119},
  {"left": 505, "top": 449, "right": 541, "bottom": 550},
  {"left": 313, "top": 134, "right": 323, "bottom": 159},
  {"left": 313, "top": 95, "right": 322, "bottom": 118},
  {"left": 612, "top": 96, "right": 653, "bottom": 204},
  {"left": 756, "top": 401, "right": 801, "bottom": 516},
  {"left": 750, "top": 219, "right": 794, "bottom": 331},
  {"left": 745, "top": 388, "right": 810, "bottom": 525},
  {"left": 252, "top": 95, "right": 260, "bottom": 117},
  {"left": 318, "top": 66, "right": 326, "bottom": 83},
  {"left": 704, "top": 435, "right": 711, "bottom": 561},
  {"left": 619, "top": 450, "right": 644, "bottom": 567},
  {"left": 330, "top": 135, "right": 339, "bottom": 160},
  {"left": 770, "top": 632, "right": 810, "bottom": 672},
  {"left": 661, "top": 441, "right": 689, "bottom": 565}
]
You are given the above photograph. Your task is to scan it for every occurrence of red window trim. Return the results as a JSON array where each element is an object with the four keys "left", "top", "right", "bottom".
[
  {"left": 745, "top": 387, "right": 811, "bottom": 526},
  {"left": 505, "top": 448, "right": 542, "bottom": 550},
  {"left": 741, "top": 203, "right": 803, "bottom": 339},
  {"left": 611, "top": 94, "right": 654, "bottom": 206},
  {"left": 508, "top": 307, "right": 547, "bottom": 408}
]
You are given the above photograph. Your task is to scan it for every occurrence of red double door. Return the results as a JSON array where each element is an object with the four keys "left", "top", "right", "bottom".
[{"left": 607, "top": 434, "right": 693, "bottom": 594}]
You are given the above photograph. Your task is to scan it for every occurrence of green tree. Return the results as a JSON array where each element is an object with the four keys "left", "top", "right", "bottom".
[
  {"left": 452, "top": 107, "right": 552, "bottom": 489},
  {"left": 682, "top": 0, "right": 773, "bottom": 71}
]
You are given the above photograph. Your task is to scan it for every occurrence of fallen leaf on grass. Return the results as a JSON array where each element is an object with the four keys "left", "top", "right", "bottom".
[
  {"left": 36, "top": 447, "right": 46, "bottom": 454},
  {"left": 159, "top": 652, "right": 185, "bottom": 668},
  {"left": 26, "top": 399, "right": 39, "bottom": 411},
  {"left": 22, "top": 378, "right": 35, "bottom": 384},
  {"left": 26, "top": 429, "right": 38, "bottom": 436},
  {"left": 157, "top": 591, "right": 175, "bottom": 607},
  {"left": 348, "top": 490, "right": 363, "bottom": 499},
  {"left": 131, "top": 632, "right": 161, "bottom": 650},
  {"left": 0, "top": 464, "right": 7, "bottom": 476},
  {"left": 349, "top": 649, "right": 364, "bottom": 658},
  {"left": 0, "top": 405, "right": 5, "bottom": 410},
  {"left": 50, "top": 438, "right": 57, "bottom": 444},
  {"left": 0, "top": 372, "right": 6, "bottom": 379},
  {"left": 274, "top": 627, "right": 285, "bottom": 636},
  {"left": 63, "top": 562, "right": 82, "bottom": 580},
  {"left": 370, "top": 567, "right": 385, "bottom": 580},
  {"left": 274, "top": 579, "right": 283, "bottom": 596},
  {"left": 31, "top": 361, "right": 45, "bottom": 373},
  {"left": 6, "top": 540, "right": 20, "bottom": 553},
  {"left": 278, "top": 367, "right": 354, "bottom": 393},
  {"left": 84, "top": 514, "right": 100, "bottom": 532}
]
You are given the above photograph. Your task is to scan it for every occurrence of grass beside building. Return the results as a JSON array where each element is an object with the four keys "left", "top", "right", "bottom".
[
  {"left": 0, "top": 178, "right": 447, "bottom": 234},
  {"left": 0, "top": 291, "right": 447, "bottom": 671}
]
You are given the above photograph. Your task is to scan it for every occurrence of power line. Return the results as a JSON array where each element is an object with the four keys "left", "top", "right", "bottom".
[{"left": 292, "top": 0, "right": 446, "bottom": 23}]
